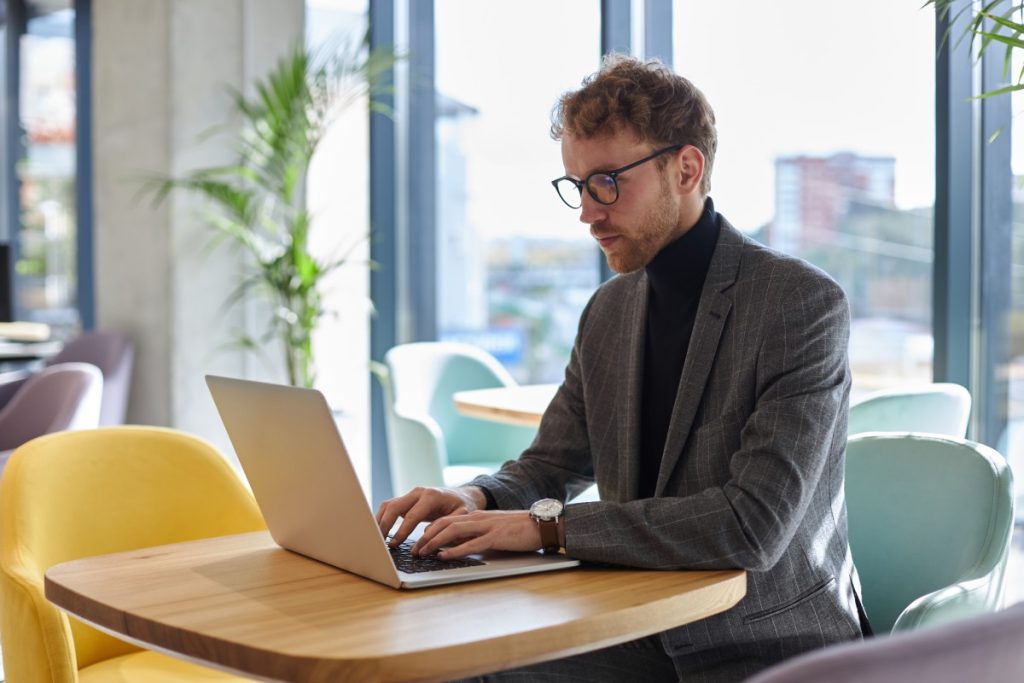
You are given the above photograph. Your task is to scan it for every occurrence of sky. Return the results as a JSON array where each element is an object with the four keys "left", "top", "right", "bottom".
[
  {"left": 434, "top": 0, "right": 936, "bottom": 237},
  {"left": 308, "top": 0, "right": 939, "bottom": 238}
]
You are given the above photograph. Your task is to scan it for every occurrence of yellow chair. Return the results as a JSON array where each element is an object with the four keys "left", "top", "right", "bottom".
[{"left": 0, "top": 426, "right": 266, "bottom": 682}]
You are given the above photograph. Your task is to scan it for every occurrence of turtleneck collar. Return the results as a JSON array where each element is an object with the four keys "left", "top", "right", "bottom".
[{"left": 645, "top": 196, "right": 719, "bottom": 300}]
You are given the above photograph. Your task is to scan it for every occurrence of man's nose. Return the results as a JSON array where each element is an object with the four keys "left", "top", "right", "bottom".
[{"left": 578, "top": 191, "right": 607, "bottom": 226}]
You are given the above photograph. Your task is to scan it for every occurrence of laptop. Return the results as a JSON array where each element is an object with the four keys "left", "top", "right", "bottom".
[{"left": 206, "top": 375, "right": 580, "bottom": 589}]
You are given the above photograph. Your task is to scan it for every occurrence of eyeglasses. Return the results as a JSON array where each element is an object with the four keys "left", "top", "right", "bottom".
[{"left": 551, "top": 144, "right": 683, "bottom": 209}]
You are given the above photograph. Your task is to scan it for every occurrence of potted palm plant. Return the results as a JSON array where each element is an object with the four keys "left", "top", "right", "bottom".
[{"left": 150, "top": 40, "right": 393, "bottom": 388}]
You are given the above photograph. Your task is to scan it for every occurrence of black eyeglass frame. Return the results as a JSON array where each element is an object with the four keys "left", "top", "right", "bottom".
[{"left": 551, "top": 143, "right": 684, "bottom": 209}]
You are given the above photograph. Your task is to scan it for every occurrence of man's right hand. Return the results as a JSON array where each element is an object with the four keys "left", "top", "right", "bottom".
[{"left": 375, "top": 485, "right": 487, "bottom": 547}]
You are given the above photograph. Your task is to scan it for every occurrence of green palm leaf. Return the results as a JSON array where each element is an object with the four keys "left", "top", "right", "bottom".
[{"left": 146, "top": 36, "right": 396, "bottom": 387}]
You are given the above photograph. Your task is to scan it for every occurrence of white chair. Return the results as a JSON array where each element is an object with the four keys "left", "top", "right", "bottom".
[
  {"left": 848, "top": 383, "right": 971, "bottom": 437},
  {"left": 380, "top": 342, "right": 536, "bottom": 494}
]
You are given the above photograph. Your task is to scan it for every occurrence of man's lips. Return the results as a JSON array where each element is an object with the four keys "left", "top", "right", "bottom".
[{"left": 594, "top": 234, "right": 620, "bottom": 249}]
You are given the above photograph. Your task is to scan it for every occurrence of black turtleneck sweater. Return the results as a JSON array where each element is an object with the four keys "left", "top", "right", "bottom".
[{"left": 638, "top": 197, "right": 720, "bottom": 499}]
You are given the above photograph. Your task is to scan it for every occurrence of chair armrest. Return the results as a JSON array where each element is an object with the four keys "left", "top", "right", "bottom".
[
  {"left": 892, "top": 576, "right": 1002, "bottom": 632},
  {"left": 386, "top": 404, "right": 448, "bottom": 493},
  {"left": 0, "top": 565, "right": 77, "bottom": 680}
]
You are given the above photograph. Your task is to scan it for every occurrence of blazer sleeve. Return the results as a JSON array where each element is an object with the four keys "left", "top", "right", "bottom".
[{"left": 468, "top": 292, "right": 600, "bottom": 509}]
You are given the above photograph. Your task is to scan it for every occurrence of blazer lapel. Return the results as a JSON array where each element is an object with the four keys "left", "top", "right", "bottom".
[
  {"left": 654, "top": 218, "right": 743, "bottom": 497},
  {"left": 617, "top": 273, "right": 648, "bottom": 502}
]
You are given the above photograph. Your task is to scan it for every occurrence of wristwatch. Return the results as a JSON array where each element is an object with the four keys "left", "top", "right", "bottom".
[{"left": 529, "top": 498, "right": 564, "bottom": 554}]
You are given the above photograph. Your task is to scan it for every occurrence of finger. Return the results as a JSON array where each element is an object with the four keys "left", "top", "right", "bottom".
[
  {"left": 417, "top": 519, "right": 486, "bottom": 556},
  {"left": 411, "top": 514, "right": 458, "bottom": 554},
  {"left": 376, "top": 499, "right": 412, "bottom": 540},
  {"left": 391, "top": 495, "right": 445, "bottom": 546},
  {"left": 375, "top": 500, "right": 395, "bottom": 535},
  {"left": 437, "top": 533, "right": 494, "bottom": 559},
  {"left": 376, "top": 489, "right": 423, "bottom": 541}
]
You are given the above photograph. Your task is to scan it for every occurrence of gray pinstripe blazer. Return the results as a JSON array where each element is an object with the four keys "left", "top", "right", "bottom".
[{"left": 472, "top": 216, "right": 864, "bottom": 678}]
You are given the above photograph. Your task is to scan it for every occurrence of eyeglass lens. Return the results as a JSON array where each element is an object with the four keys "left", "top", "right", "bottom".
[{"left": 554, "top": 174, "right": 618, "bottom": 209}]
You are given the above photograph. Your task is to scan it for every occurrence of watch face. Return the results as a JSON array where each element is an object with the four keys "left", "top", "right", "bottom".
[{"left": 531, "top": 498, "right": 563, "bottom": 520}]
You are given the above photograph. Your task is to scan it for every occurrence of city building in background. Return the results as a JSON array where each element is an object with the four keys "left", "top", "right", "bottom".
[{"left": 766, "top": 153, "right": 933, "bottom": 396}]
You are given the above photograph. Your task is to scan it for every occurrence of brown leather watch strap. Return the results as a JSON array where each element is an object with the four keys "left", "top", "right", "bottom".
[{"left": 538, "top": 519, "right": 560, "bottom": 554}]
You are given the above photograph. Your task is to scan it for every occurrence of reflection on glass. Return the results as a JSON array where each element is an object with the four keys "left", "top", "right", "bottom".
[
  {"left": 674, "top": 0, "right": 935, "bottom": 400},
  {"left": 17, "top": 4, "right": 77, "bottom": 330},
  {"left": 435, "top": 0, "right": 600, "bottom": 383}
]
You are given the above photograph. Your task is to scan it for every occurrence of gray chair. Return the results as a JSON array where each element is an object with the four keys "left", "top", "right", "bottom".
[
  {"left": 45, "top": 331, "right": 134, "bottom": 425},
  {"left": 0, "top": 331, "right": 133, "bottom": 426},
  {"left": 0, "top": 362, "right": 103, "bottom": 472},
  {"left": 848, "top": 383, "right": 971, "bottom": 437},
  {"left": 745, "top": 602, "right": 1024, "bottom": 683},
  {"left": 846, "top": 433, "right": 1014, "bottom": 633}
]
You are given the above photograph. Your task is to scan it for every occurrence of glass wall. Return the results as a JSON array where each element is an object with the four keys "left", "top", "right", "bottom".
[
  {"left": 674, "top": 0, "right": 935, "bottom": 401},
  {"left": 433, "top": 0, "right": 601, "bottom": 383},
  {"left": 12, "top": 0, "right": 79, "bottom": 332},
  {"left": 306, "top": 0, "right": 373, "bottom": 493}
]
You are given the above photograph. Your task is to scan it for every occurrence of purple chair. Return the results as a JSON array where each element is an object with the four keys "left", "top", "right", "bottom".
[
  {"left": 44, "top": 331, "right": 134, "bottom": 425},
  {"left": 0, "top": 362, "right": 103, "bottom": 472},
  {"left": 0, "top": 368, "right": 31, "bottom": 408},
  {"left": 745, "top": 603, "right": 1024, "bottom": 683}
]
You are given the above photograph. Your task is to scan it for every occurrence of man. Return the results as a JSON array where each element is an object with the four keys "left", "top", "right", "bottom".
[{"left": 376, "top": 55, "right": 867, "bottom": 681}]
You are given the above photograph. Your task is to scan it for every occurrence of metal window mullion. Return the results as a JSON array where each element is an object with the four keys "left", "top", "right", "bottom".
[
  {"left": 977, "top": 5, "right": 1013, "bottom": 447},
  {"left": 598, "top": 0, "right": 631, "bottom": 283},
  {"left": 2, "top": 0, "right": 25, "bottom": 321},
  {"left": 75, "top": 0, "right": 94, "bottom": 329},
  {"left": 407, "top": 0, "right": 436, "bottom": 342},
  {"left": 643, "top": 0, "right": 672, "bottom": 65},
  {"left": 369, "top": 0, "right": 397, "bottom": 505},
  {"left": 933, "top": 0, "right": 974, "bottom": 392}
]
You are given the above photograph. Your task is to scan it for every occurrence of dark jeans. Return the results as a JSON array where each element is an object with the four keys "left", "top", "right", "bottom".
[
  {"left": 455, "top": 634, "right": 678, "bottom": 682},
  {"left": 456, "top": 634, "right": 771, "bottom": 682}
]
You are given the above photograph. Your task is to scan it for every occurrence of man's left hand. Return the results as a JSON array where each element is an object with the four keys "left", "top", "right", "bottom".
[{"left": 412, "top": 510, "right": 542, "bottom": 559}]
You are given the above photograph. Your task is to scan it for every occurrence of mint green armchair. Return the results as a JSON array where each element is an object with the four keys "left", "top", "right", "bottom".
[
  {"left": 845, "top": 433, "right": 1014, "bottom": 633},
  {"left": 848, "top": 383, "right": 971, "bottom": 437},
  {"left": 380, "top": 342, "right": 537, "bottom": 495}
]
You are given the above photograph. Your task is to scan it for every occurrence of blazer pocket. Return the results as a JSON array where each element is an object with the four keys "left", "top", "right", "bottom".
[{"left": 742, "top": 577, "right": 836, "bottom": 625}]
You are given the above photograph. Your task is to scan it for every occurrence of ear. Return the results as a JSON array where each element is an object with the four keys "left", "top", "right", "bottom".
[{"left": 673, "top": 145, "right": 705, "bottom": 195}]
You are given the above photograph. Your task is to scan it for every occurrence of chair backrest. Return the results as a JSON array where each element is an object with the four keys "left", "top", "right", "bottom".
[
  {"left": 0, "top": 426, "right": 266, "bottom": 680},
  {"left": 745, "top": 602, "right": 1024, "bottom": 683},
  {"left": 47, "top": 331, "right": 135, "bottom": 425},
  {"left": 848, "top": 383, "right": 971, "bottom": 437},
  {"left": 384, "top": 342, "right": 534, "bottom": 467},
  {"left": 0, "top": 368, "right": 31, "bottom": 408},
  {"left": 845, "top": 433, "right": 1014, "bottom": 633},
  {"left": 0, "top": 362, "right": 102, "bottom": 453}
]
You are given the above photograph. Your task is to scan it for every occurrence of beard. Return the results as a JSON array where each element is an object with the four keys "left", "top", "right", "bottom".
[{"left": 602, "top": 179, "right": 680, "bottom": 274}]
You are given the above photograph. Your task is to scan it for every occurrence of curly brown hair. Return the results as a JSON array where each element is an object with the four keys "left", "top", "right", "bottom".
[{"left": 551, "top": 54, "right": 717, "bottom": 195}]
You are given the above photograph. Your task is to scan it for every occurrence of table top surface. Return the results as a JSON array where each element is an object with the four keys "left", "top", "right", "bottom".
[
  {"left": 453, "top": 383, "right": 559, "bottom": 427},
  {"left": 45, "top": 531, "right": 746, "bottom": 682},
  {"left": 0, "top": 339, "right": 61, "bottom": 360}
]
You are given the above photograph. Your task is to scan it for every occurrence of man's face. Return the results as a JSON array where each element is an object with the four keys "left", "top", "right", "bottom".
[{"left": 560, "top": 132, "right": 684, "bottom": 274}]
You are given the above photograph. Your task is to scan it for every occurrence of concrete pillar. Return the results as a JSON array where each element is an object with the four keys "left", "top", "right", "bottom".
[{"left": 92, "top": 0, "right": 304, "bottom": 452}]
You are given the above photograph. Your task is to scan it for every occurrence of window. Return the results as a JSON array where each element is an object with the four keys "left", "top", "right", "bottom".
[
  {"left": 433, "top": 0, "right": 601, "bottom": 383},
  {"left": 2, "top": 0, "right": 83, "bottom": 333},
  {"left": 674, "top": 0, "right": 935, "bottom": 400}
]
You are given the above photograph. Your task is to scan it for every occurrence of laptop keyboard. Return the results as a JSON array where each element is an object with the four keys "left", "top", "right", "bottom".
[{"left": 386, "top": 540, "right": 486, "bottom": 574}]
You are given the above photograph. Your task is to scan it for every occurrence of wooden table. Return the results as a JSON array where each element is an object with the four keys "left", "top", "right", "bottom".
[
  {"left": 453, "top": 383, "right": 559, "bottom": 427},
  {"left": 46, "top": 531, "right": 746, "bottom": 682}
]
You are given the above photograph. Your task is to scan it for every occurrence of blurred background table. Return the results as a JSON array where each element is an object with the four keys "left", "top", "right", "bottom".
[{"left": 454, "top": 383, "right": 558, "bottom": 427}]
